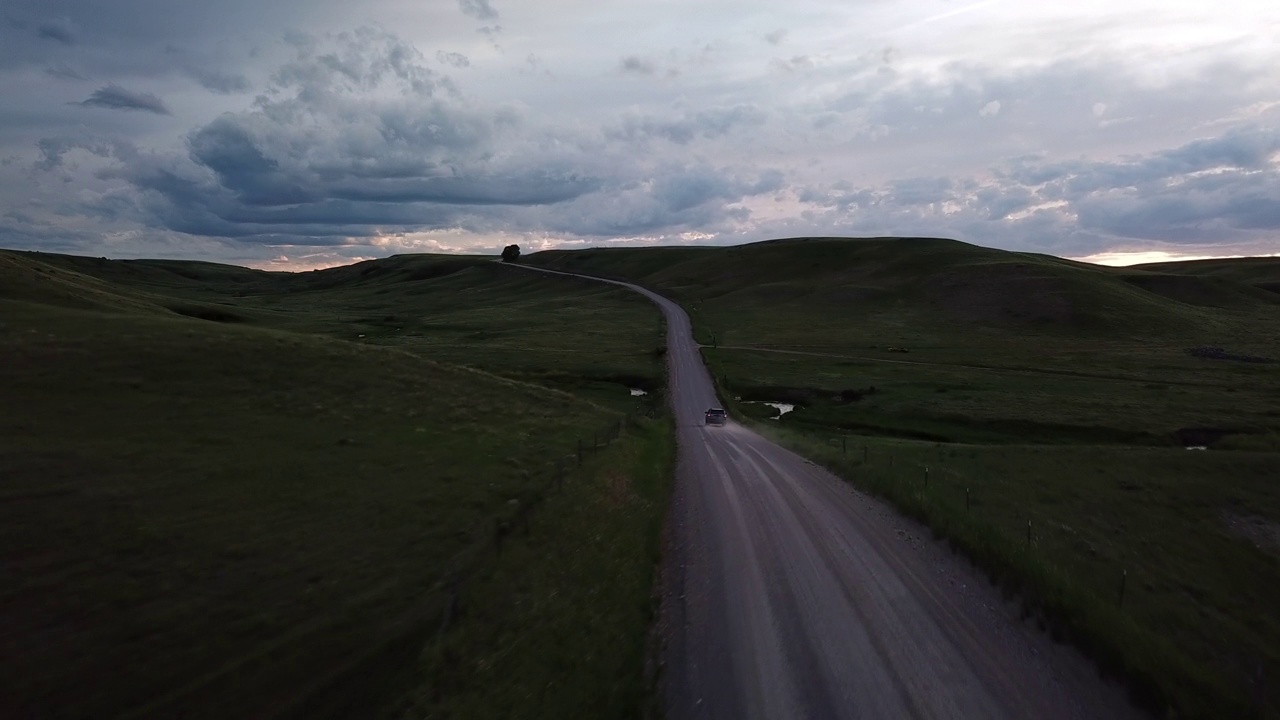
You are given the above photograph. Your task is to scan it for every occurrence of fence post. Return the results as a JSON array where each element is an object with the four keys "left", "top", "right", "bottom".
[
  {"left": 966, "top": 487, "right": 970, "bottom": 512},
  {"left": 1026, "top": 519, "right": 1032, "bottom": 547}
]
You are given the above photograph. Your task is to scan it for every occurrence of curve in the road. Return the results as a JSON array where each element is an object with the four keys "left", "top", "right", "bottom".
[{"left": 512, "top": 262, "right": 1143, "bottom": 720}]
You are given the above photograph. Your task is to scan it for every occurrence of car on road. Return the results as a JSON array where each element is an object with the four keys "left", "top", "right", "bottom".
[{"left": 705, "top": 407, "right": 727, "bottom": 425}]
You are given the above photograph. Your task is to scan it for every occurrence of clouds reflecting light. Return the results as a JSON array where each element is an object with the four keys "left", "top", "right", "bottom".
[{"left": 1, "top": 0, "right": 1277, "bottom": 267}]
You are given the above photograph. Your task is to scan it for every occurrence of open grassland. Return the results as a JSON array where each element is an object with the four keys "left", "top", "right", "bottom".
[
  {"left": 704, "top": 346, "right": 1280, "bottom": 447},
  {"left": 397, "top": 418, "right": 673, "bottom": 719},
  {"left": 6, "top": 250, "right": 665, "bottom": 409},
  {"left": 1134, "top": 256, "right": 1280, "bottom": 292},
  {"left": 762, "top": 431, "right": 1278, "bottom": 718},
  {"left": 530, "top": 237, "right": 1280, "bottom": 718},
  {"left": 0, "top": 249, "right": 667, "bottom": 718}
]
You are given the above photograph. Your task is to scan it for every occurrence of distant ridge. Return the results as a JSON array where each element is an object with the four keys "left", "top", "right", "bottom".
[{"left": 527, "top": 236, "right": 1280, "bottom": 340}]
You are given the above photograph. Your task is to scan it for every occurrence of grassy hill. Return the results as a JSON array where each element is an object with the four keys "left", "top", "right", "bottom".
[
  {"left": 1133, "top": 256, "right": 1280, "bottom": 294},
  {"left": 528, "top": 237, "right": 1280, "bottom": 444},
  {"left": 531, "top": 236, "right": 1280, "bottom": 718},
  {"left": 528, "top": 237, "right": 1280, "bottom": 343},
  {"left": 0, "top": 249, "right": 668, "bottom": 718},
  {"left": 8, "top": 238, "right": 1279, "bottom": 718}
]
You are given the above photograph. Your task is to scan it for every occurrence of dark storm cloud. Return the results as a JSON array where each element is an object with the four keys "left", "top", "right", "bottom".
[
  {"left": 975, "top": 185, "right": 1038, "bottom": 220},
  {"left": 6, "top": 6, "right": 1278, "bottom": 264},
  {"left": 45, "top": 63, "right": 86, "bottom": 80},
  {"left": 187, "top": 117, "right": 313, "bottom": 206},
  {"left": 788, "top": 126, "right": 1280, "bottom": 254},
  {"left": 76, "top": 85, "right": 170, "bottom": 114},
  {"left": 65, "top": 29, "right": 634, "bottom": 244},
  {"left": 1025, "top": 128, "right": 1280, "bottom": 194},
  {"left": 187, "top": 68, "right": 251, "bottom": 94},
  {"left": 458, "top": 0, "right": 499, "bottom": 22},
  {"left": 437, "top": 51, "right": 470, "bottom": 68},
  {"left": 608, "top": 105, "right": 767, "bottom": 145},
  {"left": 34, "top": 133, "right": 132, "bottom": 171},
  {"left": 888, "top": 176, "right": 955, "bottom": 206},
  {"left": 270, "top": 27, "right": 447, "bottom": 96},
  {"left": 1070, "top": 170, "right": 1280, "bottom": 241},
  {"left": 328, "top": 174, "right": 601, "bottom": 205},
  {"left": 619, "top": 56, "right": 656, "bottom": 75},
  {"left": 518, "top": 164, "right": 783, "bottom": 238},
  {"left": 37, "top": 19, "right": 74, "bottom": 44}
]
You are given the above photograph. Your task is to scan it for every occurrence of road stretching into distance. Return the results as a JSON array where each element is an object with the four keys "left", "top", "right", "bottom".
[{"left": 514, "top": 263, "right": 1144, "bottom": 720}]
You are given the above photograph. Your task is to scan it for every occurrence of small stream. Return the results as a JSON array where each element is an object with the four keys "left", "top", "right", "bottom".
[{"left": 750, "top": 401, "right": 794, "bottom": 420}]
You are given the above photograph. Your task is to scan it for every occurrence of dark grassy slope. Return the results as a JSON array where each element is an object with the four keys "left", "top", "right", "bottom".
[
  {"left": 0, "top": 250, "right": 667, "bottom": 719},
  {"left": 1134, "top": 256, "right": 1280, "bottom": 295},
  {"left": 4, "top": 249, "right": 664, "bottom": 407},
  {"left": 529, "top": 237, "right": 1280, "bottom": 718},
  {"left": 529, "top": 237, "right": 1280, "bottom": 444},
  {"left": 529, "top": 237, "right": 1279, "bottom": 342},
  {"left": 1135, "top": 256, "right": 1280, "bottom": 283}
]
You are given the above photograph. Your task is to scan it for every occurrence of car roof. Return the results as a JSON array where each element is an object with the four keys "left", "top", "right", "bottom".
[{"left": 707, "top": 407, "right": 725, "bottom": 412}]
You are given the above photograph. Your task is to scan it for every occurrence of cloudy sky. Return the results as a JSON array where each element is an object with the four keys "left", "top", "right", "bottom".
[{"left": 2, "top": 0, "right": 1278, "bottom": 269}]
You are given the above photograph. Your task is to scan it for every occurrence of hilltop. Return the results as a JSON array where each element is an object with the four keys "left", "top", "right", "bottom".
[
  {"left": 527, "top": 237, "right": 1280, "bottom": 347},
  {"left": 1133, "top": 255, "right": 1280, "bottom": 294}
]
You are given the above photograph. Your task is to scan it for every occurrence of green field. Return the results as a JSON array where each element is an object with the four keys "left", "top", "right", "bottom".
[
  {"left": 530, "top": 237, "right": 1280, "bottom": 718},
  {"left": 8, "top": 238, "right": 1280, "bottom": 718},
  {"left": 0, "top": 249, "right": 667, "bottom": 718}
]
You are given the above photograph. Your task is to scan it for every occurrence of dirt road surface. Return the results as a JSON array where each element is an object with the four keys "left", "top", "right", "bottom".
[{"left": 516, "top": 263, "right": 1145, "bottom": 720}]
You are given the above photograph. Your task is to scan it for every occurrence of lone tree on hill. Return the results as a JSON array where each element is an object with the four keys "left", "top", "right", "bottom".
[{"left": 501, "top": 244, "right": 521, "bottom": 263}]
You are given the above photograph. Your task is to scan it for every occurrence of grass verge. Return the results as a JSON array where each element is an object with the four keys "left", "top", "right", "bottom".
[
  {"left": 0, "top": 247, "right": 667, "bottom": 718},
  {"left": 745, "top": 421, "right": 1276, "bottom": 720},
  {"left": 391, "top": 416, "right": 675, "bottom": 719}
]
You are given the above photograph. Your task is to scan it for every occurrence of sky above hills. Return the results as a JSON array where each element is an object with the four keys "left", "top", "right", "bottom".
[{"left": 1, "top": 0, "right": 1277, "bottom": 269}]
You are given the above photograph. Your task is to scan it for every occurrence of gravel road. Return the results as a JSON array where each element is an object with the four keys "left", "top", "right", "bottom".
[{"left": 516, "top": 263, "right": 1145, "bottom": 720}]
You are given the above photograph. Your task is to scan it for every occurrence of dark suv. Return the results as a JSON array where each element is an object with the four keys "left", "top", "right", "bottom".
[{"left": 704, "top": 408, "right": 727, "bottom": 425}]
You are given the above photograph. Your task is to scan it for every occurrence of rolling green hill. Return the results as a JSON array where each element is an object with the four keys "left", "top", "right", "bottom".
[
  {"left": 528, "top": 237, "right": 1280, "bottom": 344},
  {"left": 528, "top": 236, "right": 1280, "bottom": 444},
  {"left": 0, "top": 248, "right": 668, "bottom": 719},
  {"left": 1133, "top": 256, "right": 1280, "bottom": 294},
  {"left": 534, "top": 236, "right": 1280, "bottom": 718}
]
